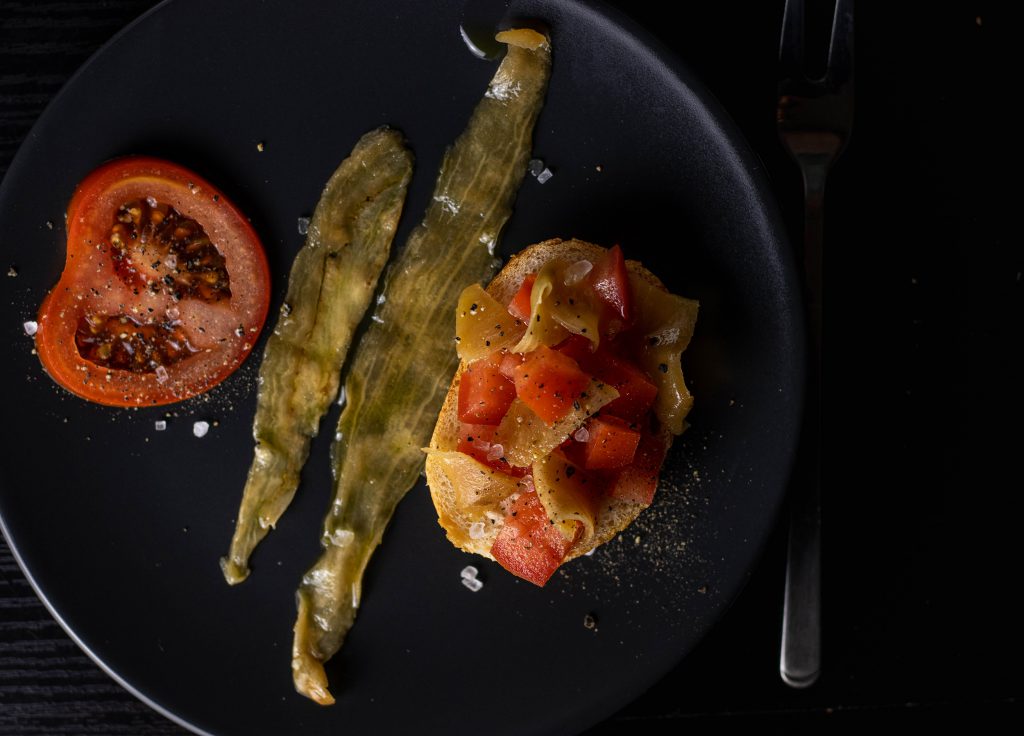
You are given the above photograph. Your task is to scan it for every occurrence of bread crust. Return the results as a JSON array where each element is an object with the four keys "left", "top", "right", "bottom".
[{"left": 425, "top": 238, "right": 673, "bottom": 561}]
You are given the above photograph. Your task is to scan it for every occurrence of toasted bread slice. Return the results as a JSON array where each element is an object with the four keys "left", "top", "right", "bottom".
[{"left": 425, "top": 238, "right": 676, "bottom": 562}]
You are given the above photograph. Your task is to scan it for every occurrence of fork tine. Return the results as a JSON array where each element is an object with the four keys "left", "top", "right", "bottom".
[
  {"left": 779, "top": 0, "right": 805, "bottom": 75},
  {"left": 827, "top": 0, "right": 854, "bottom": 85}
]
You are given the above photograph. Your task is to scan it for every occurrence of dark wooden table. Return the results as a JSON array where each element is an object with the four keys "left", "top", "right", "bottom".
[{"left": 2, "top": 1, "right": 1019, "bottom": 733}]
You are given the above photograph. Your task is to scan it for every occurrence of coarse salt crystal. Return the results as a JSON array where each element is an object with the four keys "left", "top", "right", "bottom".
[
  {"left": 155, "top": 365, "right": 169, "bottom": 384},
  {"left": 564, "top": 260, "right": 592, "bottom": 286},
  {"left": 468, "top": 522, "right": 485, "bottom": 540},
  {"left": 460, "top": 565, "right": 479, "bottom": 580},
  {"left": 23, "top": 321, "right": 38, "bottom": 336},
  {"left": 154, "top": 420, "right": 167, "bottom": 431},
  {"left": 528, "top": 158, "right": 545, "bottom": 176},
  {"left": 193, "top": 421, "right": 210, "bottom": 438},
  {"left": 297, "top": 217, "right": 310, "bottom": 235},
  {"left": 573, "top": 426, "right": 590, "bottom": 442},
  {"left": 486, "top": 443, "right": 504, "bottom": 462},
  {"left": 461, "top": 577, "right": 483, "bottom": 592},
  {"left": 536, "top": 167, "right": 554, "bottom": 184}
]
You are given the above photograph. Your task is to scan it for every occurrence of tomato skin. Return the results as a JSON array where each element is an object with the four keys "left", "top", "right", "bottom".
[
  {"left": 585, "top": 244, "right": 632, "bottom": 334},
  {"left": 458, "top": 354, "right": 516, "bottom": 424},
  {"left": 511, "top": 345, "right": 591, "bottom": 424},
  {"left": 35, "top": 156, "right": 271, "bottom": 406},
  {"left": 490, "top": 489, "right": 579, "bottom": 586}
]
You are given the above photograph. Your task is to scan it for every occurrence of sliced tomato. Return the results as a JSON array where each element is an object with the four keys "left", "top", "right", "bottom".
[
  {"left": 507, "top": 273, "right": 536, "bottom": 322},
  {"left": 557, "top": 334, "right": 657, "bottom": 422},
  {"left": 490, "top": 489, "right": 580, "bottom": 586},
  {"left": 609, "top": 425, "right": 670, "bottom": 505},
  {"left": 577, "top": 415, "right": 641, "bottom": 470},
  {"left": 456, "top": 422, "right": 528, "bottom": 477},
  {"left": 35, "top": 156, "right": 270, "bottom": 406},
  {"left": 511, "top": 345, "right": 591, "bottom": 424},
  {"left": 458, "top": 354, "right": 516, "bottom": 424}
]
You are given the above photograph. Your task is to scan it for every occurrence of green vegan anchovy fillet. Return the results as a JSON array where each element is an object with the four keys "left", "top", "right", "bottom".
[
  {"left": 291, "top": 29, "right": 552, "bottom": 705},
  {"left": 221, "top": 128, "right": 413, "bottom": 585}
]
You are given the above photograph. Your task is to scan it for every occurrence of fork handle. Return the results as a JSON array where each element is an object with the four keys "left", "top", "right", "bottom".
[{"left": 780, "top": 157, "right": 826, "bottom": 688}]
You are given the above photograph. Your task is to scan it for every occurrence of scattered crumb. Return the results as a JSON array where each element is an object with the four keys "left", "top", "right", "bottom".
[
  {"left": 256, "top": 141, "right": 265, "bottom": 152},
  {"left": 595, "top": 164, "right": 603, "bottom": 172},
  {"left": 583, "top": 613, "right": 597, "bottom": 630},
  {"left": 45, "top": 220, "right": 53, "bottom": 230},
  {"left": 7, "top": 266, "right": 17, "bottom": 277}
]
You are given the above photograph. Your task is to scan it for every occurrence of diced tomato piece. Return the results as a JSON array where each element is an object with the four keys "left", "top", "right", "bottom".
[
  {"left": 490, "top": 490, "right": 579, "bottom": 586},
  {"left": 585, "top": 244, "right": 632, "bottom": 330},
  {"left": 456, "top": 422, "right": 527, "bottom": 477},
  {"left": 512, "top": 345, "right": 591, "bottom": 423},
  {"left": 610, "top": 427, "right": 669, "bottom": 505},
  {"left": 556, "top": 335, "right": 657, "bottom": 422},
  {"left": 498, "top": 350, "right": 524, "bottom": 380},
  {"left": 596, "top": 356, "right": 658, "bottom": 422},
  {"left": 458, "top": 354, "right": 515, "bottom": 424},
  {"left": 578, "top": 415, "right": 640, "bottom": 470},
  {"left": 555, "top": 333, "right": 595, "bottom": 366},
  {"left": 507, "top": 273, "right": 536, "bottom": 322}
]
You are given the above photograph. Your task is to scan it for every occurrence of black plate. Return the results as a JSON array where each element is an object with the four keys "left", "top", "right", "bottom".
[{"left": 0, "top": 1, "right": 802, "bottom": 733}]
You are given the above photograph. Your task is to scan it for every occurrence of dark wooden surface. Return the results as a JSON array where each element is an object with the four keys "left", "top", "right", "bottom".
[{"left": 2, "top": 1, "right": 1019, "bottom": 733}]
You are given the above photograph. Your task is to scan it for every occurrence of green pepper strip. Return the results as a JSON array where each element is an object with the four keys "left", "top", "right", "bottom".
[
  {"left": 291, "top": 32, "right": 552, "bottom": 705},
  {"left": 221, "top": 128, "right": 413, "bottom": 585}
]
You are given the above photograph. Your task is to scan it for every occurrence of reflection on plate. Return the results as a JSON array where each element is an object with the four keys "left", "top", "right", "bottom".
[{"left": 0, "top": 0, "right": 802, "bottom": 733}]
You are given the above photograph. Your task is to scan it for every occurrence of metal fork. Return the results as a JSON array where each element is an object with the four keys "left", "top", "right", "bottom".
[{"left": 776, "top": 0, "right": 853, "bottom": 689}]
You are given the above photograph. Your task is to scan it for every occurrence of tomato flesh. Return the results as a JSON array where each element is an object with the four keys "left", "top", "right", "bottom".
[
  {"left": 507, "top": 273, "right": 536, "bottom": 321},
  {"left": 578, "top": 415, "right": 641, "bottom": 470},
  {"left": 609, "top": 426, "right": 669, "bottom": 505},
  {"left": 557, "top": 334, "right": 657, "bottom": 422},
  {"left": 498, "top": 349, "right": 524, "bottom": 380},
  {"left": 511, "top": 345, "right": 591, "bottom": 424},
  {"left": 490, "top": 489, "right": 579, "bottom": 586},
  {"left": 35, "top": 156, "right": 270, "bottom": 406},
  {"left": 458, "top": 354, "right": 516, "bottom": 424}
]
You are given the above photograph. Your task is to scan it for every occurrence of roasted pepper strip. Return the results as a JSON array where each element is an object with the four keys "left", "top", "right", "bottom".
[
  {"left": 221, "top": 128, "right": 413, "bottom": 585},
  {"left": 291, "top": 29, "right": 552, "bottom": 705}
]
